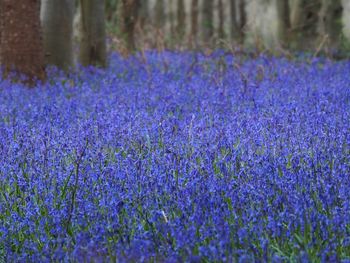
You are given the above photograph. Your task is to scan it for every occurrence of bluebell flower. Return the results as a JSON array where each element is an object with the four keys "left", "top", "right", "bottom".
[{"left": 0, "top": 51, "right": 349, "bottom": 261}]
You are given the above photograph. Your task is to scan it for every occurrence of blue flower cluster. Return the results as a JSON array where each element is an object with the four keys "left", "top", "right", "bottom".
[{"left": 0, "top": 51, "right": 349, "bottom": 261}]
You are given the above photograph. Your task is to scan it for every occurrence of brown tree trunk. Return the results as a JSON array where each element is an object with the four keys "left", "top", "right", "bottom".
[
  {"left": 155, "top": 0, "right": 165, "bottom": 30},
  {"left": 120, "top": 0, "right": 140, "bottom": 51},
  {"left": 276, "top": 0, "right": 291, "bottom": 48},
  {"left": 176, "top": 0, "right": 186, "bottom": 41},
  {"left": 138, "top": 0, "right": 149, "bottom": 29},
  {"left": 218, "top": 0, "right": 225, "bottom": 40},
  {"left": 290, "top": 0, "right": 321, "bottom": 50},
  {"left": 0, "top": 0, "right": 46, "bottom": 84},
  {"left": 230, "top": 0, "right": 240, "bottom": 40},
  {"left": 169, "top": 4, "right": 175, "bottom": 40},
  {"left": 202, "top": 0, "right": 214, "bottom": 43},
  {"left": 190, "top": 0, "right": 199, "bottom": 43},
  {"left": 238, "top": 0, "right": 246, "bottom": 43},
  {"left": 318, "top": 0, "right": 342, "bottom": 50}
]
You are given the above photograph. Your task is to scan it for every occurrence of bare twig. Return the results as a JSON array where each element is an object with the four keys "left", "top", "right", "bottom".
[{"left": 65, "top": 138, "right": 89, "bottom": 233}]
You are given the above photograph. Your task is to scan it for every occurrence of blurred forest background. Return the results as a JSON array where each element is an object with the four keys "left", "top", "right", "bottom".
[
  {"left": 0, "top": 0, "right": 349, "bottom": 84},
  {"left": 104, "top": 0, "right": 349, "bottom": 55}
]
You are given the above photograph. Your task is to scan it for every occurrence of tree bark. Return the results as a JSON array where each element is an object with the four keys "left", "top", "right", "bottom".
[
  {"left": 41, "top": 0, "right": 74, "bottom": 70},
  {"left": 79, "top": 0, "right": 107, "bottom": 67},
  {"left": 230, "top": 0, "right": 240, "bottom": 41},
  {"left": 169, "top": 2, "right": 175, "bottom": 39},
  {"left": 202, "top": 0, "right": 214, "bottom": 42},
  {"left": 238, "top": 0, "right": 246, "bottom": 43},
  {"left": 290, "top": 0, "right": 321, "bottom": 49},
  {"left": 276, "top": 0, "right": 291, "bottom": 47},
  {"left": 190, "top": 0, "right": 199, "bottom": 42},
  {"left": 218, "top": 0, "right": 225, "bottom": 40},
  {"left": 176, "top": 0, "right": 186, "bottom": 41},
  {"left": 155, "top": 0, "right": 165, "bottom": 30},
  {"left": 120, "top": 0, "right": 140, "bottom": 51},
  {"left": 138, "top": 0, "right": 149, "bottom": 29},
  {"left": 318, "top": 0, "right": 342, "bottom": 49},
  {"left": 0, "top": 0, "right": 46, "bottom": 84}
]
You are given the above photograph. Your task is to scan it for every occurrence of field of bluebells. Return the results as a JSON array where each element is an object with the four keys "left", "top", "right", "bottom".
[{"left": 0, "top": 51, "right": 350, "bottom": 262}]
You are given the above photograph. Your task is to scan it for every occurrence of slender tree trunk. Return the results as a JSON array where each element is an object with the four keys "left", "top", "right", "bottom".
[
  {"left": 41, "top": 0, "right": 74, "bottom": 70},
  {"left": 169, "top": 2, "right": 175, "bottom": 41},
  {"left": 318, "top": 0, "right": 342, "bottom": 49},
  {"left": 120, "top": 0, "right": 140, "bottom": 51},
  {"left": 238, "top": 0, "right": 246, "bottom": 44},
  {"left": 202, "top": 0, "right": 214, "bottom": 42},
  {"left": 190, "top": 0, "right": 199, "bottom": 43},
  {"left": 177, "top": 0, "right": 185, "bottom": 41},
  {"left": 290, "top": 0, "right": 321, "bottom": 49},
  {"left": 0, "top": 2, "right": 2, "bottom": 48},
  {"left": 155, "top": 0, "right": 165, "bottom": 30},
  {"left": 79, "top": 0, "right": 107, "bottom": 67},
  {"left": 290, "top": 0, "right": 302, "bottom": 28},
  {"left": 138, "top": 0, "right": 149, "bottom": 29},
  {"left": 218, "top": 0, "right": 225, "bottom": 40},
  {"left": 0, "top": 0, "right": 46, "bottom": 84},
  {"left": 230, "top": 0, "right": 240, "bottom": 41},
  {"left": 276, "top": 0, "right": 291, "bottom": 48}
]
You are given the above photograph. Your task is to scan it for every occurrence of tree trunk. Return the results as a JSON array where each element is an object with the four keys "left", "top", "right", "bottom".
[
  {"left": 230, "top": 0, "right": 240, "bottom": 41},
  {"left": 290, "top": 0, "right": 321, "bottom": 49},
  {"left": 238, "top": 0, "right": 246, "bottom": 43},
  {"left": 318, "top": 0, "right": 342, "bottom": 49},
  {"left": 138, "top": 0, "right": 149, "bottom": 29},
  {"left": 79, "top": 0, "right": 107, "bottom": 67},
  {"left": 276, "top": 0, "right": 291, "bottom": 48},
  {"left": 290, "top": 0, "right": 302, "bottom": 28},
  {"left": 120, "top": 0, "right": 140, "bottom": 51},
  {"left": 155, "top": 0, "right": 165, "bottom": 30},
  {"left": 176, "top": 0, "right": 186, "bottom": 41},
  {"left": 218, "top": 0, "right": 225, "bottom": 40},
  {"left": 190, "top": 0, "right": 199, "bottom": 43},
  {"left": 202, "top": 0, "right": 214, "bottom": 42},
  {"left": 169, "top": 2, "right": 175, "bottom": 40},
  {"left": 0, "top": 0, "right": 46, "bottom": 84},
  {"left": 41, "top": 0, "right": 74, "bottom": 70}
]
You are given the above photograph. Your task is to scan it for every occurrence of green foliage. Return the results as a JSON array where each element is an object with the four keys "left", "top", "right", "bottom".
[{"left": 0, "top": 242, "right": 5, "bottom": 263}]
